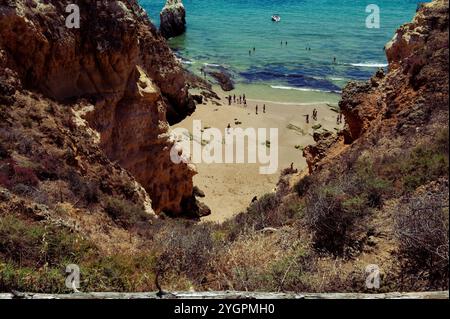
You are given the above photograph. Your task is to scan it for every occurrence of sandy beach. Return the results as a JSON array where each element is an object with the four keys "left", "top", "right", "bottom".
[{"left": 173, "top": 85, "right": 343, "bottom": 222}]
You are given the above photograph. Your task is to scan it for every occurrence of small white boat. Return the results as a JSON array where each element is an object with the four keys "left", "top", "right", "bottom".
[{"left": 271, "top": 15, "right": 281, "bottom": 22}]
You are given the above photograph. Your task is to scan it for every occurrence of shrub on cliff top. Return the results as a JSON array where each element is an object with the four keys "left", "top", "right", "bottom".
[
  {"left": 0, "top": 214, "right": 93, "bottom": 268},
  {"left": 104, "top": 197, "right": 150, "bottom": 228},
  {"left": 394, "top": 188, "right": 449, "bottom": 290},
  {"left": 153, "top": 220, "right": 215, "bottom": 287},
  {"left": 303, "top": 163, "right": 390, "bottom": 256},
  {"left": 0, "top": 159, "right": 39, "bottom": 189},
  {"left": 223, "top": 193, "right": 279, "bottom": 240},
  {"left": 294, "top": 175, "right": 313, "bottom": 197},
  {"left": 379, "top": 132, "right": 449, "bottom": 193}
]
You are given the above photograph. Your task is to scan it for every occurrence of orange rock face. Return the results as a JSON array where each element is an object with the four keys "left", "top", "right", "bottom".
[
  {"left": 0, "top": 0, "right": 206, "bottom": 217},
  {"left": 303, "top": 0, "right": 449, "bottom": 173}
]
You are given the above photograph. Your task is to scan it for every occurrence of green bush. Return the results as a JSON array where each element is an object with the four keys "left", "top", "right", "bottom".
[
  {"left": 379, "top": 131, "right": 449, "bottom": 193},
  {"left": 0, "top": 263, "right": 68, "bottom": 293},
  {"left": 303, "top": 163, "right": 389, "bottom": 257},
  {"left": 0, "top": 214, "right": 97, "bottom": 293},
  {"left": 353, "top": 159, "right": 392, "bottom": 208},
  {"left": 269, "top": 245, "right": 312, "bottom": 292},
  {"left": 104, "top": 197, "right": 150, "bottom": 228},
  {"left": 81, "top": 253, "right": 156, "bottom": 292},
  {"left": 401, "top": 146, "right": 448, "bottom": 191},
  {"left": 0, "top": 214, "right": 94, "bottom": 268},
  {"left": 305, "top": 185, "right": 361, "bottom": 255},
  {"left": 153, "top": 221, "right": 215, "bottom": 286},
  {"left": 223, "top": 193, "right": 279, "bottom": 240},
  {"left": 294, "top": 175, "right": 313, "bottom": 197},
  {"left": 67, "top": 170, "right": 100, "bottom": 204}
]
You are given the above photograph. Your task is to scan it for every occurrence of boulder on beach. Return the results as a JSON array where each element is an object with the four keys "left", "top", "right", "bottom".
[{"left": 160, "top": 0, "right": 186, "bottom": 38}]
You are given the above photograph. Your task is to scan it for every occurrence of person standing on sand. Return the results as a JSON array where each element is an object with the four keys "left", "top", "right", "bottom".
[
  {"left": 304, "top": 114, "right": 309, "bottom": 124},
  {"left": 227, "top": 123, "right": 231, "bottom": 134},
  {"left": 313, "top": 108, "right": 318, "bottom": 120},
  {"left": 228, "top": 95, "right": 232, "bottom": 106},
  {"left": 244, "top": 100, "right": 247, "bottom": 107},
  {"left": 239, "top": 95, "right": 242, "bottom": 104},
  {"left": 233, "top": 94, "right": 236, "bottom": 103},
  {"left": 263, "top": 104, "right": 266, "bottom": 113},
  {"left": 256, "top": 105, "right": 258, "bottom": 115}
]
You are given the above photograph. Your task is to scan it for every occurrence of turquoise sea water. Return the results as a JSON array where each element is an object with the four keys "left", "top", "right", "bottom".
[{"left": 140, "top": 0, "right": 425, "bottom": 93}]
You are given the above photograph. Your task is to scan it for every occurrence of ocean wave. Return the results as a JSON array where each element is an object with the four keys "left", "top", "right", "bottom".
[
  {"left": 247, "top": 98, "right": 333, "bottom": 106},
  {"left": 314, "top": 76, "right": 347, "bottom": 81},
  {"left": 241, "top": 67, "right": 342, "bottom": 93},
  {"left": 328, "top": 77, "right": 346, "bottom": 81},
  {"left": 203, "top": 63, "right": 221, "bottom": 67},
  {"left": 349, "top": 62, "right": 388, "bottom": 68},
  {"left": 176, "top": 57, "right": 195, "bottom": 65},
  {"left": 270, "top": 85, "right": 341, "bottom": 94}
]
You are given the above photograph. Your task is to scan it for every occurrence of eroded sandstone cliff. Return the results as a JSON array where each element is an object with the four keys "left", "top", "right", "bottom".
[
  {"left": 0, "top": 0, "right": 207, "bottom": 218},
  {"left": 303, "top": 0, "right": 449, "bottom": 174}
]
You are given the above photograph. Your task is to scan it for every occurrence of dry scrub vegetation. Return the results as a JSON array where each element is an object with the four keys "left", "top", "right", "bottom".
[
  {"left": 0, "top": 90, "right": 448, "bottom": 293},
  {"left": 1, "top": 128, "right": 448, "bottom": 293}
]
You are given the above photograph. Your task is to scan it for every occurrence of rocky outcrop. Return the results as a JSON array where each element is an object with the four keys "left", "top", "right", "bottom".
[
  {"left": 338, "top": 69, "right": 385, "bottom": 144},
  {"left": 303, "top": 0, "right": 449, "bottom": 172},
  {"left": 208, "top": 71, "right": 235, "bottom": 92},
  {"left": 202, "top": 65, "right": 235, "bottom": 92},
  {"left": 302, "top": 132, "right": 332, "bottom": 174},
  {"left": 0, "top": 0, "right": 206, "bottom": 217},
  {"left": 160, "top": 0, "right": 186, "bottom": 39},
  {"left": 303, "top": 131, "right": 339, "bottom": 173}
]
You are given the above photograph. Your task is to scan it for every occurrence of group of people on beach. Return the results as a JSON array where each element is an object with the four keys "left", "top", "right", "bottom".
[
  {"left": 227, "top": 93, "right": 266, "bottom": 115},
  {"left": 255, "top": 104, "right": 266, "bottom": 115},
  {"left": 303, "top": 108, "right": 319, "bottom": 124},
  {"left": 302, "top": 108, "right": 344, "bottom": 125},
  {"left": 227, "top": 94, "right": 247, "bottom": 107}
]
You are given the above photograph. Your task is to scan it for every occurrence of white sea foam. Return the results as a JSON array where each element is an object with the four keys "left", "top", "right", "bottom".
[
  {"left": 349, "top": 62, "right": 388, "bottom": 68},
  {"left": 203, "top": 63, "right": 221, "bottom": 67},
  {"left": 247, "top": 98, "right": 333, "bottom": 106},
  {"left": 328, "top": 77, "right": 346, "bottom": 81},
  {"left": 176, "top": 57, "right": 194, "bottom": 65},
  {"left": 270, "top": 85, "right": 341, "bottom": 94}
]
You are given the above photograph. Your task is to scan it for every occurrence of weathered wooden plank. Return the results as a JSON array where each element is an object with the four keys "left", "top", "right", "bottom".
[{"left": 0, "top": 291, "right": 448, "bottom": 299}]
